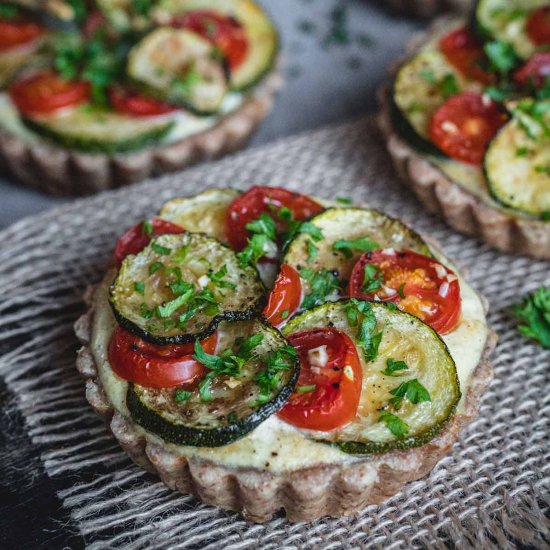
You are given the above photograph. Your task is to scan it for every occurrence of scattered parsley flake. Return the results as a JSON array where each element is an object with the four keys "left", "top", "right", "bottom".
[
  {"left": 336, "top": 196, "right": 353, "bottom": 204},
  {"left": 398, "top": 283, "right": 406, "bottom": 299},
  {"left": 142, "top": 220, "right": 153, "bottom": 237},
  {"left": 152, "top": 243, "right": 172, "bottom": 256},
  {"left": 345, "top": 299, "right": 383, "bottom": 361},
  {"left": 307, "top": 240, "right": 318, "bottom": 262},
  {"left": 389, "top": 378, "right": 431, "bottom": 410},
  {"left": 149, "top": 261, "right": 164, "bottom": 275},
  {"left": 381, "top": 358, "right": 409, "bottom": 376},
  {"left": 362, "top": 264, "right": 382, "bottom": 294},
  {"left": 333, "top": 237, "right": 380, "bottom": 258},
  {"left": 300, "top": 268, "right": 340, "bottom": 309},
  {"left": 513, "top": 287, "right": 550, "bottom": 349},
  {"left": 156, "top": 288, "right": 194, "bottom": 318},
  {"left": 484, "top": 40, "right": 518, "bottom": 74},
  {"left": 378, "top": 410, "right": 409, "bottom": 437},
  {"left": 296, "top": 384, "right": 316, "bottom": 393},
  {"left": 174, "top": 389, "right": 193, "bottom": 403},
  {"left": 281, "top": 309, "right": 289, "bottom": 319},
  {"left": 134, "top": 281, "right": 145, "bottom": 295}
]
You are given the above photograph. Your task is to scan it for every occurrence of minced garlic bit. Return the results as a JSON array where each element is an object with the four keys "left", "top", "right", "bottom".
[
  {"left": 197, "top": 274, "right": 210, "bottom": 288},
  {"left": 308, "top": 345, "right": 328, "bottom": 368},
  {"left": 439, "top": 281, "right": 450, "bottom": 298},
  {"left": 433, "top": 263, "right": 448, "bottom": 279},
  {"left": 343, "top": 365, "right": 354, "bottom": 381}
]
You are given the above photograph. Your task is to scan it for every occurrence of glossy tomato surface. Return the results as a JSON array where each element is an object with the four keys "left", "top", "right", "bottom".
[
  {"left": 108, "top": 327, "right": 217, "bottom": 388},
  {"left": 514, "top": 52, "right": 550, "bottom": 88},
  {"left": 526, "top": 6, "right": 550, "bottom": 46},
  {"left": 439, "top": 26, "right": 494, "bottom": 84},
  {"left": 349, "top": 249, "right": 461, "bottom": 334},
  {"left": 278, "top": 328, "right": 362, "bottom": 431},
  {"left": 113, "top": 218, "right": 185, "bottom": 266},
  {"left": 225, "top": 186, "right": 324, "bottom": 251},
  {"left": 171, "top": 10, "right": 248, "bottom": 69},
  {"left": 429, "top": 92, "right": 507, "bottom": 165},
  {"left": 9, "top": 71, "right": 90, "bottom": 116},
  {"left": 0, "top": 16, "right": 43, "bottom": 51},
  {"left": 263, "top": 264, "right": 302, "bottom": 327},
  {"left": 110, "top": 87, "right": 178, "bottom": 117}
]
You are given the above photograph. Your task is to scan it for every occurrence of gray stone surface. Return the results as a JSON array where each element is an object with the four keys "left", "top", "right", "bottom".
[{"left": 0, "top": 0, "right": 420, "bottom": 228}]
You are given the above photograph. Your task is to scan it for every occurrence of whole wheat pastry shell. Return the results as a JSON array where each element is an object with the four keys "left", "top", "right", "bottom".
[
  {"left": 0, "top": 71, "right": 282, "bottom": 196},
  {"left": 74, "top": 284, "right": 496, "bottom": 523},
  {"left": 381, "top": 0, "right": 474, "bottom": 18},
  {"left": 377, "top": 19, "right": 550, "bottom": 260}
]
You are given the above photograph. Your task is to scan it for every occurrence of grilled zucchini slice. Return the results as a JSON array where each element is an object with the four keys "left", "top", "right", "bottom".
[
  {"left": 127, "top": 28, "right": 229, "bottom": 115},
  {"left": 283, "top": 207, "right": 431, "bottom": 306},
  {"left": 158, "top": 188, "right": 240, "bottom": 242},
  {"left": 127, "top": 318, "right": 299, "bottom": 447},
  {"left": 153, "top": 0, "right": 278, "bottom": 91},
  {"left": 476, "top": 0, "right": 547, "bottom": 60},
  {"left": 485, "top": 99, "right": 550, "bottom": 218},
  {"left": 23, "top": 106, "right": 174, "bottom": 153},
  {"left": 282, "top": 301, "right": 460, "bottom": 454},
  {"left": 110, "top": 232, "right": 265, "bottom": 345}
]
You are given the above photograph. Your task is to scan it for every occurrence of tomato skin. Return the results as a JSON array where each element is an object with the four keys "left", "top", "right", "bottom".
[
  {"left": 429, "top": 92, "right": 507, "bottom": 165},
  {"left": 526, "top": 6, "right": 550, "bottom": 46},
  {"left": 108, "top": 327, "right": 217, "bottom": 388},
  {"left": 9, "top": 71, "right": 90, "bottom": 116},
  {"left": 225, "top": 186, "right": 324, "bottom": 251},
  {"left": 513, "top": 52, "right": 550, "bottom": 88},
  {"left": 171, "top": 10, "right": 248, "bottom": 69},
  {"left": 349, "top": 249, "right": 461, "bottom": 335},
  {"left": 263, "top": 264, "right": 302, "bottom": 327},
  {"left": 110, "top": 87, "right": 178, "bottom": 117},
  {"left": 277, "top": 328, "right": 363, "bottom": 431},
  {"left": 439, "top": 26, "right": 495, "bottom": 85},
  {"left": 113, "top": 218, "right": 185, "bottom": 266},
  {"left": 0, "top": 16, "right": 43, "bottom": 51}
]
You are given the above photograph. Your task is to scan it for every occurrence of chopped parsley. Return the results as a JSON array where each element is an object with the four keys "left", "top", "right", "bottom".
[
  {"left": 152, "top": 243, "right": 172, "bottom": 256},
  {"left": 300, "top": 268, "right": 340, "bottom": 309},
  {"left": 336, "top": 196, "right": 353, "bottom": 205},
  {"left": 134, "top": 281, "right": 145, "bottom": 296},
  {"left": 209, "top": 265, "right": 237, "bottom": 290},
  {"left": 378, "top": 410, "right": 408, "bottom": 437},
  {"left": 149, "top": 261, "right": 164, "bottom": 275},
  {"left": 397, "top": 283, "right": 406, "bottom": 299},
  {"left": 0, "top": 4, "right": 18, "bottom": 18},
  {"left": 362, "top": 264, "right": 382, "bottom": 294},
  {"left": 381, "top": 358, "right": 409, "bottom": 376},
  {"left": 174, "top": 389, "right": 193, "bottom": 403},
  {"left": 237, "top": 233, "right": 273, "bottom": 267},
  {"left": 535, "top": 165, "right": 550, "bottom": 176},
  {"left": 389, "top": 379, "right": 431, "bottom": 410},
  {"left": 307, "top": 240, "right": 318, "bottom": 262},
  {"left": 345, "top": 299, "right": 383, "bottom": 361},
  {"left": 281, "top": 309, "right": 289, "bottom": 319},
  {"left": 332, "top": 237, "right": 380, "bottom": 258},
  {"left": 142, "top": 219, "right": 153, "bottom": 237},
  {"left": 513, "top": 286, "right": 550, "bottom": 349},
  {"left": 484, "top": 40, "right": 518, "bottom": 74},
  {"left": 156, "top": 287, "right": 194, "bottom": 318},
  {"left": 255, "top": 345, "right": 297, "bottom": 402},
  {"left": 439, "top": 74, "right": 460, "bottom": 99},
  {"left": 245, "top": 213, "right": 277, "bottom": 241},
  {"left": 296, "top": 384, "right": 316, "bottom": 393}
]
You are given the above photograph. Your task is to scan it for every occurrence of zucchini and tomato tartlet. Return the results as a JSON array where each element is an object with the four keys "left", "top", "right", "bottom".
[
  {"left": 75, "top": 185, "right": 495, "bottom": 522},
  {"left": 0, "top": 0, "right": 279, "bottom": 194},
  {"left": 379, "top": 0, "right": 550, "bottom": 258}
]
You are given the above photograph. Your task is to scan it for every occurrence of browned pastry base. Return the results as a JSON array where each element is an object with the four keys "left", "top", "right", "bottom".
[
  {"left": 377, "top": 19, "right": 550, "bottom": 259},
  {"left": 74, "top": 284, "right": 496, "bottom": 523},
  {"left": 382, "top": 0, "right": 474, "bottom": 18},
  {"left": 0, "top": 71, "right": 282, "bottom": 196}
]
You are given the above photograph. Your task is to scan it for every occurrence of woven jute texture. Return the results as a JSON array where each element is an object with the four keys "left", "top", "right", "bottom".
[{"left": 0, "top": 118, "right": 548, "bottom": 549}]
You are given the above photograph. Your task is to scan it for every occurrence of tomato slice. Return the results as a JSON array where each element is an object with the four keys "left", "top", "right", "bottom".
[
  {"left": 0, "top": 16, "right": 43, "bottom": 51},
  {"left": 113, "top": 218, "right": 185, "bottom": 266},
  {"left": 9, "top": 71, "right": 90, "bottom": 116},
  {"left": 439, "top": 26, "right": 495, "bottom": 85},
  {"left": 108, "top": 326, "right": 217, "bottom": 388},
  {"left": 513, "top": 52, "right": 550, "bottom": 88},
  {"left": 171, "top": 10, "right": 249, "bottom": 70},
  {"left": 429, "top": 92, "right": 507, "bottom": 165},
  {"left": 526, "top": 6, "right": 550, "bottom": 46},
  {"left": 277, "top": 328, "right": 362, "bottom": 431},
  {"left": 263, "top": 264, "right": 302, "bottom": 327},
  {"left": 225, "top": 186, "right": 324, "bottom": 251},
  {"left": 110, "top": 87, "right": 178, "bottom": 117},
  {"left": 349, "top": 249, "right": 461, "bottom": 334}
]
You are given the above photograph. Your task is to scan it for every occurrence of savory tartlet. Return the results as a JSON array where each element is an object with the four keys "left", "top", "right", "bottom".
[
  {"left": 379, "top": 1, "right": 550, "bottom": 258},
  {"left": 0, "top": 0, "right": 280, "bottom": 195},
  {"left": 75, "top": 185, "right": 496, "bottom": 522}
]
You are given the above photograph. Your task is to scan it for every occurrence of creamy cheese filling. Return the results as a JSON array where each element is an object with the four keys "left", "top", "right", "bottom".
[
  {"left": 90, "top": 257, "right": 489, "bottom": 473},
  {"left": 0, "top": 91, "right": 244, "bottom": 147}
]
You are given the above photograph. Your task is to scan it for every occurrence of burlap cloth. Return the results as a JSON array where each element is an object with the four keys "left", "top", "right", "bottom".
[{"left": 0, "top": 118, "right": 548, "bottom": 549}]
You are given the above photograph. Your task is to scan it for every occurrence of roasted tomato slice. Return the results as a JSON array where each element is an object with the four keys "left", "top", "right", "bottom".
[
  {"left": 526, "top": 6, "right": 550, "bottom": 46},
  {"left": 108, "top": 327, "right": 217, "bottom": 388},
  {"left": 513, "top": 52, "right": 550, "bottom": 88},
  {"left": 110, "top": 87, "right": 178, "bottom": 117},
  {"left": 263, "top": 264, "right": 302, "bottom": 327},
  {"left": 278, "top": 328, "right": 362, "bottom": 431},
  {"left": 226, "top": 185, "right": 324, "bottom": 251},
  {"left": 0, "top": 15, "right": 43, "bottom": 51},
  {"left": 171, "top": 10, "right": 249, "bottom": 70},
  {"left": 349, "top": 249, "right": 461, "bottom": 334},
  {"left": 429, "top": 92, "right": 507, "bottom": 165},
  {"left": 113, "top": 218, "right": 185, "bottom": 266},
  {"left": 9, "top": 71, "right": 90, "bottom": 116},
  {"left": 439, "top": 26, "right": 495, "bottom": 85}
]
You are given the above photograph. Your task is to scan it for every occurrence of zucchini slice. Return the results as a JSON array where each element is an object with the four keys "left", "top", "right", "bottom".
[
  {"left": 394, "top": 49, "right": 481, "bottom": 141},
  {"left": 23, "top": 106, "right": 174, "bottom": 154},
  {"left": 127, "top": 28, "right": 229, "bottom": 115},
  {"left": 282, "top": 301, "right": 461, "bottom": 454},
  {"left": 485, "top": 100, "right": 550, "bottom": 217},
  {"left": 110, "top": 232, "right": 265, "bottom": 345},
  {"left": 283, "top": 207, "right": 431, "bottom": 305},
  {"left": 153, "top": 0, "right": 278, "bottom": 91},
  {"left": 126, "top": 318, "right": 299, "bottom": 447},
  {"left": 475, "top": 0, "right": 547, "bottom": 60},
  {"left": 158, "top": 188, "right": 240, "bottom": 242}
]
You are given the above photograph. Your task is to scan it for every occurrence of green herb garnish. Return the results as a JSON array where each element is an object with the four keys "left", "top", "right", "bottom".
[
  {"left": 134, "top": 281, "right": 145, "bottom": 296},
  {"left": 296, "top": 384, "right": 316, "bottom": 393},
  {"left": 378, "top": 410, "right": 409, "bottom": 437},
  {"left": 362, "top": 264, "right": 382, "bottom": 294},
  {"left": 174, "top": 389, "right": 193, "bottom": 403},
  {"left": 513, "top": 287, "right": 550, "bottom": 349},
  {"left": 152, "top": 243, "right": 172, "bottom": 256},
  {"left": 381, "top": 358, "right": 409, "bottom": 376},
  {"left": 333, "top": 237, "right": 380, "bottom": 258},
  {"left": 388, "top": 379, "right": 431, "bottom": 410},
  {"left": 300, "top": 268, "right": 340, "bottom": 309}
]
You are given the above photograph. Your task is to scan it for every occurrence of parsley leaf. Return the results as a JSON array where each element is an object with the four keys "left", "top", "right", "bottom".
[
  {"left": 513, "top": 287, "right": 550, "bottom": 349},
  {"left": 209, "top": 265, "right": 237, "bottom": 290},
  {"left": 333, "top": 237, "right": 380, "bottom": 258},
  {"left": 381, "top": 358, "right": 409, "bottom": 376},
  {"left": 245, "top": 213, "right": 277, "bottom": 241},
  {"left": 378, "top": 410, "right": 409, "bottom": 437},
  {"left": 389, "top": 378, "right": 431, "bottom": 410},
  {"left": 255, "top": 345, "right": 297, "bottom": 401},
  {"left": 134, "top": 281, "right": 145, "bottom": 296},
  {"left": 142, "top": 219, "right": 153, "bottom": 237},
  {"left": 296, "top": 384, "right": 316, "bottom": 393},
  {"left": 0, "top": 5, "right": 18, "bottom": 18},
  {"left": 362, "top": 264, "right": 382, "bottom": 293},
  {"left": 174, "top": 389, "right": 193, "bottom": 403},
  {"left": 484, "top": 40, "right": 519, "bottom": 74},
  {"left": 345, "top": 299, "right": 383, "bottom": 361},
  {"left": 300, "top": 268, "right": 341, "bottom": 309},
  {"left": 152, "top": 243, "right": 172, "bottom": 256},
  {"left": 307, "top": 240, "right": 318, "bottom": 262},
  {"left": 156, "top": 288, "right": 194, "bottom": 318},
  {"left": 237, "top": 233, "right": 273, "bottom": 267}
]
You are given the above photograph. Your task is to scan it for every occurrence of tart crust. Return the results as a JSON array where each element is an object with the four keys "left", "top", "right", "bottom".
[
  {"left": 0, "top": 71, "right": 282, "bottom": 196},
  {"left": 377, "top": 20, "right": 550, "bottom": 259},
  {"left": 74, "top": 284, "right": 496, "bottom": 523},
  {"left": 381, "top": 0, "right": 474, "bottom": 18}
]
